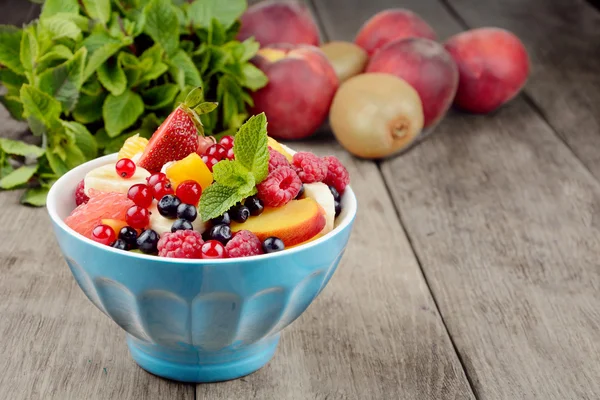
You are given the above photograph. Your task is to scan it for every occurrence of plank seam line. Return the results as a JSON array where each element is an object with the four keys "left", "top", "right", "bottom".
[
  {"left": 376, "top": 162, "right": 480, "bottom": 400},
  {"left": 438, "top": 0, "right": 600, "bottom": 186}
]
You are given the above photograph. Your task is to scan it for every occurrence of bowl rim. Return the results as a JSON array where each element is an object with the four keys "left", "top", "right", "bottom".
[{"left": 47, "top": 154, "right": 357, "bottom": 265}]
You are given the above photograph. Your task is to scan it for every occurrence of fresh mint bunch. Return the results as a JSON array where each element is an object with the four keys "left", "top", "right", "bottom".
[
  {"left": 0, "top": 0, "right": 267, "bottom": 206},
  {"left": 199, "top": 112, "right": 268, "bottom": 221}
]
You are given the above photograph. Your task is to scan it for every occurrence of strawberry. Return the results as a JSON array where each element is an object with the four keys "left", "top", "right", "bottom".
[{"left": 137, "top": 87, "right": 219, "bottom": 173}]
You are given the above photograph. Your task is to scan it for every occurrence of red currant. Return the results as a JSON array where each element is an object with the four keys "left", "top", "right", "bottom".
[
  {"left": 226, "top": 148, "right": 235, "bottom": 160},
  {"left": 126, "top": 205, "right": 150, "bottom": 229},
  {"left": 219, "top": 135, "right": 234, "bottom": 150},
  {"left": 176, "top": 180, "right": 202, "bottom": 206},
  {"left": 201, "top": 155, "right": 219, "bottom": 172},
  {"left": 151, "top": 180, "right": 174, "bottom": 199},
  {"left": 91, "top": 224, "right": 116, "bottom": 246},
  {"left": 198, "top": 136, "right": 217, "bottom": 155},
  {"left": 205, "top": 144, "right": 227, "bottom": 160},
  {"left": 201, "top": 240, "right": 228, "bottom": 259},
  {"left": 127, "top": 184, "right": 153, "bottom": 208},
  {"left": 147, "top": 172, "right": 168, "bottom": 187},
  {"left": 116, "top": 158, "right": 136, "bottom": 179}
]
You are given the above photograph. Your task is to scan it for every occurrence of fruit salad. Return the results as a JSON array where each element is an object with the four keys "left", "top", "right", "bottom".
[{"left": 64, "top": 88, "right": 350, "bottom": 260}]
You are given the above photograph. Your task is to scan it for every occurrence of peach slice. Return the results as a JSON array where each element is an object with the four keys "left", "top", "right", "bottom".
[
  {"left": 268, "top": 136, "right": 293, "bottom": 162},
  {"left": 231, "top": 198, "right": 326, "bottom": 246}
]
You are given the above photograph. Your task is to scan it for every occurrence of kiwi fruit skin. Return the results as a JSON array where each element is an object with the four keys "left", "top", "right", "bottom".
[
  {"left": 320, "top": 41, "right": 369, "bottom": 83},
  {"left": 329, "top": 73, "right": 424, "bottom": 159}
]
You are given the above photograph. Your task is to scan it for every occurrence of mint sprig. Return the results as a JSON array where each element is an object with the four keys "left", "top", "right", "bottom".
[{"left": 199, "top": 113, "right": 268, "bottom": 221}]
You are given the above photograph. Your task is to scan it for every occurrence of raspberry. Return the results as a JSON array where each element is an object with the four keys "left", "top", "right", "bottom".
[
  {"left": 257, "top": 166, "right": 302, "bottom": 207},
  {"left": 226, "top": 230, "right": 264, "bottom": 258},
  {"left": 292, "top": 152, "right": 328, "bottom": 183},
  {"left": 323, "top": 156, "right": 350, "bottom": 193},
  {"left": 268, "top": 147, "right": 290, "bottom": 172},
  {"left": 75, "top": 180, "right": 89, "bottom": 206},
  {"left": 157, "top": 230, "right": 204, "bottom": 259}
]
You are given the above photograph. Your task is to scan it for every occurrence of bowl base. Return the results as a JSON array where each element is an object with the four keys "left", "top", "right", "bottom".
[{"left": 127, "top": 334, "right": 280, "bottom": 383}]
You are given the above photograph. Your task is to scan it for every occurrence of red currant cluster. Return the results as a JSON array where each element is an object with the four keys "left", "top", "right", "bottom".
[{"left": 200, "top": 135, "right": 235, "bottom": 171}]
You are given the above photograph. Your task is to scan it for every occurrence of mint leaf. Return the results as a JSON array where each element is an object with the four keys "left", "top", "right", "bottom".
[
  {"left": 21, "top": 187, "right": 49, "bottom": 207},
  {"left": 142, "top": 84, "right": 179, "bottom": 110},
  {"left": 212, "top": 159, "right": 254, "bottom": 188},
  {"left": 46, "top": 149, "right": 69, "bottom": 176},
  {"left": 61, "top": 121, "right": 98, "bottom": 160},
  {"left": 0, "top": 25, "right": 23, "bottom": 74},
  {"left": 184, "top": 86, "right": 203, "bottom": 109},
  {"left": 38, "top": 47, "right": 87, "bottom": 112},
  {"left": 103, "top": 90, "right": 144, "bottom": 137},
  {"left": 0, "top": 69, "right": 26, "bottom": 92},
  {"left": 20, "top": 84, "right": 62, "bottom": 134},
  {"left": 144, "top": 0, "right": 179, "bottom": 57},
  {"left": 41, "top": 0, "right": 79, "bottom": 19},
  {"left": 0, "top": 165, "right": 37, "bottom": 189},
  {"left": 0, "top": 139, "right": 44, "bottom": 158},
  {"left": 41, "top": 15, "right": 82, "bottom": 40},
  {"left": 36, "top": 44, "right": 74, "bottom": 73},
  {"left": 189, "top": 0, "right": 246, "bottom": 29},
  {"left": 239, "top": 37, "right": 260, "bottom": 63},
  {"left": 82, "top": 34, "right": 128, "bottom": 82},
  {"left": 234, "top": 113, "right": 269, "bottom": 183},
  {"left": 0, "top": 96, "right": 24, "bottom": 120},
  {"left": 168, "top": 50, "right": 202, "bottom": 89},
  {"left": 20, "top": 26, "right": 38, "bottom": 74},
  {"left": 97, "top": 57, "right": 126, "bottom": 95},
  {"left": 82, "top": 0, "right": 111, "bottom": 26},
  {"left": 199, "top": 183, "right": 243, "bottom": 222},
  {"left": 241, "top": 63, "right": 268, "bottom": 91},
  {"left": 194, "top": 102, "right": 218, "bottom": 115},
  {"left": 73, "top": 92, "right": 106, "bottom": 124}
]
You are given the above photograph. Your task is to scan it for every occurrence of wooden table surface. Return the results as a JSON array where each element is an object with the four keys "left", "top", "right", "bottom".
[{"left": 1, "top": 0, "right": 599, "bottom": 399}]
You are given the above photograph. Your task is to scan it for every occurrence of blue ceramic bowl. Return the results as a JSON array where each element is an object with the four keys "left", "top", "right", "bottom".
[{"left": 47, "top": 154, "right": 357, "bottom": 383}]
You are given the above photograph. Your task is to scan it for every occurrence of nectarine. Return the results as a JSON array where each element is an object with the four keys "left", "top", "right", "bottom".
[
  {"left": 238, "top": 1, "right": 320, "bottom": 47},
  {"left": 444, "top": 28, "right": 530, "bottom": 113},
  {"left": 230, "top": 198, "right": 326, "bottom": 246},
  {"left": 355, "top": 9, "right": 436, "bottom": 56},
  {"left": 367, "top": 38, "right": 458, "bottom": 127},
  {"left": 250, "top": 44, "right": 338, "bottom": 140}
]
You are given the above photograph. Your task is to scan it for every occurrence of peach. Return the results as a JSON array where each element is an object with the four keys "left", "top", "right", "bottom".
[
  {"left": 250, "top": 44, "right": 338, "bottom": 140},
  {"left": 237, "top": 1, "right": 320, "bottom": 47},
  {"left": 230, "top": 198, "right": 326, "bottom": 247},
  {"left": 355, "top": 9, "right": 436, "bottom": 56},
  {"left": 366, "top": 38, "right": 458, "bottom": 127},
  {"left": 444, "top": 28, "right": 530, "bottom": 113}
]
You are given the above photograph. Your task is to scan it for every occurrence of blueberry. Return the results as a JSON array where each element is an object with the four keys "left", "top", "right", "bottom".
[
  {"left": 171, "top": 219, "right": 193, "bottom": 232},
  {"left": 230, "top": 204, "right": 250, "bottom": 223},
  {"left": 176, "top": 203, "right": 197, "bottom": 222},
  {"left": 334, "top": 200, "right": 341, "bottom": 217},
  {"left": 118, "top": 226, "right": 138, "bottom": 249},
  {"left": 110, "top": 239, "right": 128, "bottom": 251},
  {"left": 157, "top": 195, "right": 181, "bottom": 219},
  {"left": 137, "top": 229, "right": 160, "bottom": 254},
  {"left": 263, "top": 237, "right": 285, "bottom": 253},
  {"left": 244, "top": 196, "right": 264, "bottom": 216},
  {"left": 328, "top": 186, "right": 340, "bottom": 202},
  {"left": 208, "top": 224, "right": 232, "bottom": 244},
  {"left": 296, "top": 184, "right": 305, "bottom": 199},
  {"left": 211, "top": 211, "right": 231, "bottom": 225}
]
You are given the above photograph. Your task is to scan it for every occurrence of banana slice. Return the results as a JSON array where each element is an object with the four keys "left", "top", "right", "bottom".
[
  {"left": 303, "top": 182, "right": 335, "bottom": 235},
  {"left": 84, "top": 164, "right": 151, "bottom": 196},
  {"left": 148, "top": 203, "right": 208, "bottom": 235}
]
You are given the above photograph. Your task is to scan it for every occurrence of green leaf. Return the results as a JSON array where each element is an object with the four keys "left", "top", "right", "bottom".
[
  {"left": 234, "top": 113, "right": 269, "bottom": 183},
  {"left": 21, "top": 187, "right": 49, "bottom": 207},
  {"left": 188, "top": 0, "right": 246, "bottom": 29},
  {"left": 183, "top": 86, "right": 203, "bottom": 108},
  {"left": 36, "top": 45, "right": 74, "bottom": 73},
  {"left": 41, "top": 15, "right": 82, "bottom": 40},
  {"left": 142, "top": 84, "right": 179, "bottom": 110},
  {"left": 168, "top": 50, "right": 202, "bottom": 89},
  {"left": 241, "top": 63, "right": 268, "bottom": 91},
  {"left": 0, "top": 69, "right": 26, "bottom": 91},
  {"left": 73, "top": 92, "right": 106, "bottom": 123},
  {"left": 97, "top": 57, "right": 126, "bottom": 95},
  {"left": 0, "top": 138, "right": 44, "bottom": 158},
  {"left": 212, "top": 159, "right": 254, "bottom": 189},
  {"left": 239, "top": 37, "right": 260, "bottom": 62},
  {"left": 199, "top": 183, "right": 243, "bottom": 221},
  {"left": 142, "top": 62, "right": 168, "bottom": 82},
  {"left": 82, "top": 0, "right": 111, "bottom": 25},
  {"left": 194, "top": 102, "right": 218, "bottom": 115},
  {"left": 41, "top": 0, "right": 79, "bottom": 19},
  {"left": 20, "top": 26, "right": 38, "bottom": 74},
  {"left": 0, "top": 96, "right": 24, "bottom": 120},
  {"left": 60, "top": 120, "right": 98, "bottom": 160},
  {"left": 144, "top": 0, "right": 179, "bottom": 57},
  {"left": 20, "top": 84, "right": 62, "bottom": 133},
  {"left": 46, "top": 149, "right": 69, "bottom": 176},
  {"left": 38, "top": 47, "right": 87, "bottom": 112},
  {"left": 82, "top": 33, "right": 129, "bottom": 82},
  {"left": 0, "top": 165, "right": 37, "bottom": 189},
  {"left": 103, "top": 90, "right": 145, "bottom": 137},
  {"left": 0, "top": 25, "right": 23, "bottom": 73}
]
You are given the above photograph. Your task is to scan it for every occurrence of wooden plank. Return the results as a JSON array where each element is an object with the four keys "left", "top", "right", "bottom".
[
  {"left": 198, "top": 139, "right": 475, "bottom": 400},
  {"left": 313, "top": 0, "right": 600, "bottom": 398},
  {"left": 445, "top": 0, "right": 600, "bottom": 181}
]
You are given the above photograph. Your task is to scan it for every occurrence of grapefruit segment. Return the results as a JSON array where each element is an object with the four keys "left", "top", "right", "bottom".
[{"left": 65, "top": 191, "right": 134, "bottom": 239}]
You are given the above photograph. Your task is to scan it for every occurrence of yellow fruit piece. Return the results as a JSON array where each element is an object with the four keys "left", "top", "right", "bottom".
[
  {"left": 166, "top": 153, "right": 213, "bottom": 190},
  {"left": 101, "top": 219, "right": 128, "bottom": 234},
  {"left": 268, "top": 136, "right": 293, "bottom": 162},
  {"left": 118, "top": 134, "right": 149, "bottom": 160}
]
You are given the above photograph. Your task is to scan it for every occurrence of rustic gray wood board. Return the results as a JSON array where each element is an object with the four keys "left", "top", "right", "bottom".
[
  {"left": 446, "top": 0, "right": 600, "bottom": 184},
  {"left": 313, "top": 0, "right": 600, "bottom": 398},
  {"left": 198, "top": 139, "right": 475, "bottom": 400}
]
